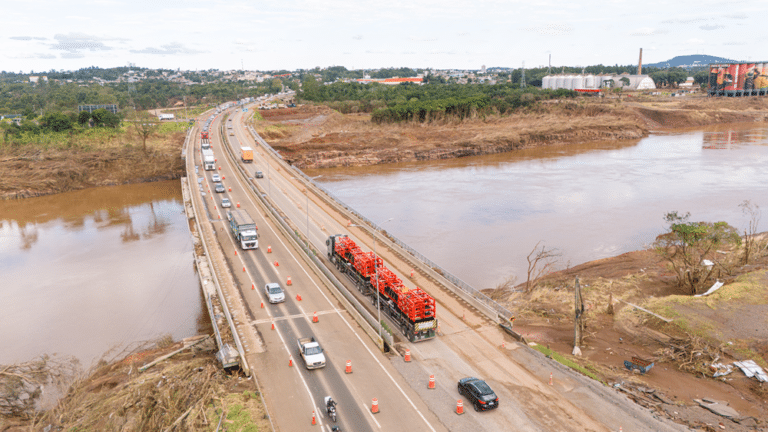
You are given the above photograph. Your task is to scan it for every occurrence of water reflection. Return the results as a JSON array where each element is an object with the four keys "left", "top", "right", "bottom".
[
  {"left": 0, "top": 181, "right": 203, "bottom": 366},
  {"left": 309, "top": 124, "right": 768, "bottom": 290}
]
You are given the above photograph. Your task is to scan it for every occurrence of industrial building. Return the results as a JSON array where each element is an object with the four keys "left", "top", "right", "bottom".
[{"left": 541, "top": 74, "right": 656, "bottom": 91}]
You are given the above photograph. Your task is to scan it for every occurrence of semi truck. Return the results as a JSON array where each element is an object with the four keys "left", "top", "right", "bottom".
[
  {"left": 227, "top": 209, "right": 258, "bottom": 250},
  {"left": 326, "top": 234, "right": 437, "bottom": 342},
  {"left": 297, "top": 337, "right": 326, "bottom": 369},
  {"left": 241, "top": 147, "right": 253, "bottom": 163},
  {"left": 202, "top": 148, "right": 215, "bottom": 171}
]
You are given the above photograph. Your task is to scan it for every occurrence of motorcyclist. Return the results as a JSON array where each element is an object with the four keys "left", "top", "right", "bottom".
[{"left": 326, "top": 396, "right": 337, "bottom": 410}]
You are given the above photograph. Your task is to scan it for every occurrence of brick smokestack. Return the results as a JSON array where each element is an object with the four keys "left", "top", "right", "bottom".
[{"left": 638, "top": 48, "right": 643, "bottom": 75}]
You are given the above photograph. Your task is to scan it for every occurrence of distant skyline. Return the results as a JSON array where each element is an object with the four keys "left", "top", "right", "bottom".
[{"left": 2, "top": 0, "right": 765, "bottom": 73}]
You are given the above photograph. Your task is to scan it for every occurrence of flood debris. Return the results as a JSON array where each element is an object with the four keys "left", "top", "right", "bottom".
[
  {"left": 0, "top": 354, "right": 80, "bottom": 419},
  {"left": 694, "top": 280, "right": 725, "bottom": 297},
  {"left": 734, "top": 360, "right": 768, "bottom": 383}
]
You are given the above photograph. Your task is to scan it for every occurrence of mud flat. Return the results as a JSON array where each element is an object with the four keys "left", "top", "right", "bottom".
[{"left": 256, "top": 96, "right": 768, "bottom": 169}]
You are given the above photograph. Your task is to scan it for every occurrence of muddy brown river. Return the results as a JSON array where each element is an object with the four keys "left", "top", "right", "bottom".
[
  {"left": 0, "top": 181, "right": 205, "bottom": 366},
  {"left": 307, "top": 124, "right": 768, "bottom": 290}
]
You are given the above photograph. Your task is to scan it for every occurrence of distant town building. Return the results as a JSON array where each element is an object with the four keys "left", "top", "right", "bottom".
[
  {"left": 158, "top": 113, "right": 175, "bottom": 120},
  {"left": 29, "top": 75, "right": 48, "bottom": 84},
  {"left": 481, "top": 65, "right": 486, "bottom": 74},
  {"left": 78, "top": 104, "right": 119, "bottom": 114}
]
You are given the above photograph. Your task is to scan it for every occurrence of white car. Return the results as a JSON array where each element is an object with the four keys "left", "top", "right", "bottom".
[
  {"left": 265, "top": 283, "right": 285, "bottom": 304},
  {"left": 212, "top": 173, "right": 221, "bottom": 182},
  {"left": 221, "top": 198, "right": 231, "bottom": 208}
]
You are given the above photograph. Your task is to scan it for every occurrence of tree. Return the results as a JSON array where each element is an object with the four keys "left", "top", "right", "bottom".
[
  {"left": 619, "top": 77, "right": 630, "bottom": 88},
  {"left": 525, "top": 241, "right": 561, "bottom": 292},
  {"left": 128, "top": 111, "right": 160, "bottom": 152},
  {"left": 739, "top": 200, "right": 762, "bottom": 265},
  {"left": 78, "top": 110, "right": 91, "bottom": 126},
  {"left": 654, "top": 211, "right": 741, "bottom": 294},
  {"left": 91, "top": 108, "right": 120, "bottom": 128},
  {"left": 39, "top": 112, "right": 73, "bottom": 132}
]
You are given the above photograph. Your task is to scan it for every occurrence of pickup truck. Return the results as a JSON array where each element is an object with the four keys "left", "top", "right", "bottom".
[{"left": 297, "top": 337, "right": 326, "bottom": 369}]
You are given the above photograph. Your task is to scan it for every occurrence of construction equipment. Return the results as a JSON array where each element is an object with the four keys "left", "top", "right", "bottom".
[{"left": 326, "top": 234, "right": 437, "bottom": 342}]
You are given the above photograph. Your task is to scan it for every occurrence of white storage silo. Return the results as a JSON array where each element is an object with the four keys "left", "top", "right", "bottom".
[
  {"left": 584, "top": 75, "right": 595, "bottom": 89},
  {"left": 573, "top": 75, "right": 585, "bottom": 90},
  {"left": 555, "top": 75, "right": 565, "bottom": 89},
  {"left": 542, "top": 76, "right": 552, "bottom": 89}
]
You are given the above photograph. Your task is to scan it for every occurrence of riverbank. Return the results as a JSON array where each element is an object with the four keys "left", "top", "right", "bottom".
[
  {"left": 495, "top": 236, "right": 768, "bottom": 430},
  {"left": 0, "top": 124, "right": 187, "bottom": 200},
  {"left": 0, "top": 337, "right": 271, "bottom": 432},
  {"left": 255, "top": 96, "right": 768, "bottom": 169}
]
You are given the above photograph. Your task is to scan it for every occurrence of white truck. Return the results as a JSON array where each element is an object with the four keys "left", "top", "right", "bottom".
[
  {"left": 202, "top": 148, "right": 215, "bottom": 171},
  {"left": 227, "top": 209, "right": 258, "bottom": 250},
  {"left": 297, "top": 337, "right": 326, "bottom": 369}
]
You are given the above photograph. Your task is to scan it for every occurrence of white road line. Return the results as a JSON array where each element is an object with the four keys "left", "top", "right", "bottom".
[
  {"left": 203, "top": 115, "right": 324, "bottom": 428},
  {"left": 250, "top": 309, "right": 341, "bottom": 325},
  {"left": 234, "top": 117, "right": 439, "bottom": 432}
]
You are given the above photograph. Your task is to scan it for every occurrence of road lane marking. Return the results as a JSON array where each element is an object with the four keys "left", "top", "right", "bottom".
[{"left": 250, "top": 309, "right": 342, "bottom": 325}]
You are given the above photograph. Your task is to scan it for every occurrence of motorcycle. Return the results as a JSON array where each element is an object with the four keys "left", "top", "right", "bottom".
[{"left": 324, "top": 396, "right": 338, "bottom": 422}]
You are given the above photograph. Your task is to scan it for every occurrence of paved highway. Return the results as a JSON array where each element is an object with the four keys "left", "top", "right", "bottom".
[{"left": 193, "top": 108, "right": 445, "bottom": 432}]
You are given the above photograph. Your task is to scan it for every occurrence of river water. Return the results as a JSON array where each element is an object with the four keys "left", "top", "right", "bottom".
[
  {"left": 307, "top": 124, "right": 768, "bottom": 290},
  {"left": 0, "top": 181, "right": 205, "bottom": 367}
]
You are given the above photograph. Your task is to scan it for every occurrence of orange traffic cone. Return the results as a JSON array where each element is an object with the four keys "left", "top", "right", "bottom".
[
  {"left": 228, "top": 187, "right": 232, "bottom": 192},
  {"left": 287, "top": 276, "right": 292, "bottom": 286},
  {"left": 274, "top": 261, "right": 279, "bottom": 267},
  {"left": 410, "top": 269, "right": 414, "bottom": 278},
  {"left": 296, "top": 294, "right": 302, "bottom": 301},
  {"left": 243, "top": 266, "right": 246, "bottom": 272},
  {"left": 456, "top": 400, "right": 464, "bottom": 415},
  {"left": 549, "top": 373, "right": 553, "bottom": 386},
  {"left": 404, "top": 349, "right": 411, "bottom": 362},
  {"left": 222, "top": 176, "right": 225, "bottom": 180},
  {"left": 237, "top": 202, "right": 240, "bottom": 208},
  {"left": 271, "top": 321, "right": 275, "bottom": 330},
  {"left": 260, "top": 301, "right": 264, "bottom": 308},
  {"left": 218, "top": 214, "right": 221, "bottom": 219},
  {"left": 289, "top": 356, "right": 293, "bottom": 367},
  {"left": 251, "top": 283, "right": 255, "bottom": 290},
  {"left": 345, "top": 360, "right": 352, "bottom": 374},
  {"left": 311, "top": 411, "right": 316, "bottom": 425},
  {"left": 428, "top": 375, "right": 435, "bottom": 389},
  {"left": 502, "top": 341, "right": 505, "bottom": 349},
  {"left": 371, "top": 398, "right": 379, "bottom": 414},
  {"left": 267, "top": 245, "right": 272, "bottom": 253},
  {"left": 234, "top": 250, "right": 237, "bottom": 255},
  {"left": 312, "top": 312, "right": 318, "bottom": 323}
]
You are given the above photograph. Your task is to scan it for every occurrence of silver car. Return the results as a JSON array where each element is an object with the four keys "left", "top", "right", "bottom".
[
  {"left": 214, "top": 182, "right": 225, "bottom": 193},
  {"left": 221, "top": 198, "right": 231, "bottom": 208},
  {"left": 212, "top": 173, "right": 221, "bottom": 182},
  {"left": 265, "top": 283, "right": 285, "bottom": 304}
]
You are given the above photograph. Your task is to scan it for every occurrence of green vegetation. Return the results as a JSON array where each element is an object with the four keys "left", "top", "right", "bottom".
[
  {"left": 529, "top": 344, "right": 604, "bottom": 383},
  {"left": 654, "top": 211, "right": 741, "bottom": 295}
]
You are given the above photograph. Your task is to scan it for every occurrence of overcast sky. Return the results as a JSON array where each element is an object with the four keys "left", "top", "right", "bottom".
[{"left": 2, "top": 0, "right": 764, "bottom": 73}]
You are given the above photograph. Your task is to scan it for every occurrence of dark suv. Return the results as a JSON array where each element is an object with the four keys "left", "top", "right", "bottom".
[{"left": 458, "top": 377, "right": 499, "bottom": 411}]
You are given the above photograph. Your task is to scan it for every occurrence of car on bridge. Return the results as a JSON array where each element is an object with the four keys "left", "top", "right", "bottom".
[
  {"left": 265, "top": 283, "right": 285, "bottom": 304},
  {"left": 255, "top": 171, "right": 264, "bottom": 179},
  {"left": 212, "top": 173, "right": 221, "bottom": 182},
  {"left": 221, "top": 197, "right": 231, "bottom": 208},
  {"left": 214, "top": 182, "right": 225, "bottom": 193},
  {"left": 458, "top": 377, "right": 499, "bottom": 411}
]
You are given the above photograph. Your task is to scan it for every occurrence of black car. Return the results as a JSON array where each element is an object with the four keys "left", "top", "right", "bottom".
[{"left": 458, "top": 377, "right": 499, "bottom": 411}]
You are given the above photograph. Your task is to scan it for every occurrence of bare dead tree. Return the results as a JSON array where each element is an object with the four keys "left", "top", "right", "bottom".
[
  {"left": 740, "top": 200, "right": 761, "bottom": 265},
  {"left": 525, "top": 241, "right": 562, "bottom": 292}
]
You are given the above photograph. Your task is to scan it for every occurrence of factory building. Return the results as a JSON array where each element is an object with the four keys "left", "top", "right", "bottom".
[{"left": 541, "top": 74, "right": 656, "bottom": 91}]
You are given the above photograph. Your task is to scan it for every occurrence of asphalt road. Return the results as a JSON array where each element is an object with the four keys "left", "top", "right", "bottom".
[{"left": 193, "top": 109, "right": 445, "bottom": 432}]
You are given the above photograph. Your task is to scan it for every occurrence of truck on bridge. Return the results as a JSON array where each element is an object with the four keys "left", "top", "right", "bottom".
[
  {"left": 202, "top": 148, "right": 215, "bottom": 171},
  {"left": 227, "top": 209, "right": 258, "bottom": 250},
  {"left": 241, "top": 147, "right": 253, "bottom": 163},
  {"left": 327, "top": 234, "right": 437, "bottom": 342}
]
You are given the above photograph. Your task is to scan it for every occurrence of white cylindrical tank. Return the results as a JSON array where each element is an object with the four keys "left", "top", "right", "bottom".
[
  {"left": 555, "top": 75, "right": 565, "bottom": 89},
  {"left": 584, "top": 75, "right": 595, "bottom": 89},
  {"left": 542, "top": 76, "right": 551, "bottom": 89},
  {"left": 565, "top": 75, "right": 575, "bottom": 90},
  {"left": 574, "top": 75, "right": 585, "bottom": 90}
]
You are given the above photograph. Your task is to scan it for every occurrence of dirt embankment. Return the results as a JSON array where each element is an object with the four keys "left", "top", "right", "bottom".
[
  {"left": 256, "top": 96, "right": 768, "bottom": 169},
  {"left": 495, "top": 236, "right": 768, "bottom": 430},
  {"left": 0, "top": 128, "right": 186, "bottom": 200}
]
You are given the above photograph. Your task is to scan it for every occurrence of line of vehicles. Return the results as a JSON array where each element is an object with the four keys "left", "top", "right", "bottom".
[{"left": 201, "top": 103, "right": 502, "bottom": 428}]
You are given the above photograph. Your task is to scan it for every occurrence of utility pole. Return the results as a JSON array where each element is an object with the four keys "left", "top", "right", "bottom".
[
  {"left": 573, "top": 276, "right": 585, "bottom": 355},
  {"left": 547, "top": 54, "right": 551, "bottom": 75},
  {"left": 520, "top": 61, "right": 526, "bottom": 88}
]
